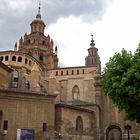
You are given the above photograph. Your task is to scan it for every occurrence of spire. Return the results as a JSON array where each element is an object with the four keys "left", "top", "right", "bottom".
[
  {"left": 36, "top": 2, "right": 41, "bottom": 19},
  {"left": 14, "top": 42, "right": 17, "bottom": 51},
  {"left": 90, "top": 33, "right": 95, "bottom": 47}
]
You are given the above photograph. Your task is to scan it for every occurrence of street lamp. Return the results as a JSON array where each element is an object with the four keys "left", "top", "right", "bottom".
[{"left": 124, "top": 124, "right": 131, "bottom": 140}]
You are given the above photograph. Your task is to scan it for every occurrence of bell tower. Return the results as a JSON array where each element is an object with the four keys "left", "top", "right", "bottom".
[
  {"left": 85, "top": 34, "right": 101, "bottom": 71},
  {"left": 17, "top": 3, "right": 58, "bottom": 69}
]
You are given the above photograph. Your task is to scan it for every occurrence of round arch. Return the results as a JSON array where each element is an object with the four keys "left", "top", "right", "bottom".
[{"left": 106, "top": 124, "right": 122, "bottom": 140}]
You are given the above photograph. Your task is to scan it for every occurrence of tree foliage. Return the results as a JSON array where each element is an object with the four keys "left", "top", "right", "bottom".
[{"left": 101, "top": 46, "right": 140, "bottom": 123}]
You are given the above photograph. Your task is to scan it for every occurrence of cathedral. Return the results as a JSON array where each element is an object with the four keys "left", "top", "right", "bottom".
[{"left": 0, "top": 4, "right": 139, "bottom": 140}]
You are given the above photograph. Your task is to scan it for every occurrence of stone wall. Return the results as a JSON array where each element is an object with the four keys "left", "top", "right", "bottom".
[
  {"left": 0, "top": 89, "right": 56, "bottom": 140},
  {"left": 55, "top": 104, "right": 97, "bottom": 140}
]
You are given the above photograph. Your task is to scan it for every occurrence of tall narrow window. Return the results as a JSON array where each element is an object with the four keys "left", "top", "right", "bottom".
[
  {"left": 5, "top": 56, "right": 9, "bottom": 61},
  {"left": 0, "top": 56, "right": 3, "bottom": 61},
  {"left": 76, "top": 116, "right": 83, "bottom": 132},
  {"left": 66, "top": 70, "right": 68, "bottom": 75},
  {"left": 28, "top": 39, "right": 30, "bottom": 44},
  {"left": 25, "top": 58, "right": 28, "bottom": 64},
  {"left": 39, "top": 53, "right": 44, "bottom": 63},
  {"left": 11, "top": 70, "right": 19, "bottom": 88},
  {"left": 77, "top": 70, "right": 79, "bottom": 75},
  {"left": 29, "top": 60, "right": 32, "bottom": 66},
  {"left": 72, "top": 70, "right": 74, "bottom": 75},
  {"left": 72, "top": 85, "right": 80, "bottom": 100},
  {"left": 82, "top": 69, "right": 85, "bottom": 74},
  {"left": 61, "top": 71, "right": 63, "bottom": 76}
]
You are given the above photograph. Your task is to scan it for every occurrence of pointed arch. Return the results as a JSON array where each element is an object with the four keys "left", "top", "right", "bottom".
[
  {"left": 72, "top": 85, "right": 80, "bottom": 100},
  {"left": 76, "top": 116, "right": 83, "bottom": 132}
]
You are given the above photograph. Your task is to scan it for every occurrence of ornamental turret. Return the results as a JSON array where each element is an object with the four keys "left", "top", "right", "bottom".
[{"left": 30, "top": 3, "right": 45, "bottom": 34}]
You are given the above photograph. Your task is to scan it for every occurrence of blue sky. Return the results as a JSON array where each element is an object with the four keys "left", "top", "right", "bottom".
[{"left": 0, "top": 0, "right": 140, "bottom": 69}]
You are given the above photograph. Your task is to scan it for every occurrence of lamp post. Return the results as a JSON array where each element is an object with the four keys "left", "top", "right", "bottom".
[{"left": 124, "top": 124, "right": 131, "bottom": 140}]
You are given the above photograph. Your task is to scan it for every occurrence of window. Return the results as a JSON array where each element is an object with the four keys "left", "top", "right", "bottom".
[
  {"left": 18, "top": 57, "right": 22, "bottom": 62},
  {"left": 42, "top": 41, "right": 45, "bottom": 45},
  {"left": 29, "top": 60, "right": 32, "bottom": 66},
  {"left": 25, "top": 80, "right": 30, "bottom": 89},
  {"left": 56, "top": 71, "right": 58, "bottom": 76},
  {"left": 66, "top": 70, "right": 68, "bottom": 75},
  {"left": 5, "top": 56, "right": 9, "bottom": 61},
  {"left": 76, "top": 116, "right": 83, "bottom": 132},
  {"left": 82, "top": 69, "right": 85, "bottom": 74},
  {"left": 28, "top": 39, "right": 30, "bottom": 44},
  {"left": 11, "top": 70, "right": 19, "bottom": 88},
  {"left": 61, "top": 71, "right": 63, "bottom": 76},
  {"left": 25, "top": 58, "right": 28, "bottom": 64},
  {"left": 0, "top": 56, "right": 3, "bottom": 61},
  {"left": 72, "top": 85, "right": 80, "bottom": 100},
  {"left": 12, "top": 56, "right": 16, "bottom": 61},
  {"left": 72, "top": 70, "right": 74, "bottom": 75},
  {"left": 77, "top": 70, "right": 79, "bottom": 75},
  {"left": 39, "top": 53, "right": 44, "bottom": 62}
]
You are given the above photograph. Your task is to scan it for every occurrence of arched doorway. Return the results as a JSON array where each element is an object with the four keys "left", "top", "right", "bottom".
[{"left": 106, "top": 124, "right": 122, "bottom": 140}]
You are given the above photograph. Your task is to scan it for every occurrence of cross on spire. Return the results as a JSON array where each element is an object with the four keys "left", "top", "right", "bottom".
[
  {"left": 36, "top": 1, "right": 41, "bottom": 19},
  {"left": 38, "top": 2, "right": 41, "bottom": 14},
  {"left": 90, "top": 33, "right": 95, "bottom": 46}
]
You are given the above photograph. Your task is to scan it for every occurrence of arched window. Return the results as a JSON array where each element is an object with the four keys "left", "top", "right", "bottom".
[
  {"left": 61, "top": 71, "right": 63, "bottom": 76},
  {"left": 29, "top": 60, "right": 32, "bottom": 66},
  {"left": 56, "top": 71, "right": 58, "bottom": 76},
  {"left": 72, "top": 70, "right": 74, "bottom": 75},
  {"left": 18, "top": 57, "right": 22, "bottom": 62},
  {"left": 0, "top": 56, "right": 3, "bottom": 61},
  {"left": 77, "top": 70, "right": 79, "bottom": 74},
  {"left": 12, "top": 56, "right": 16, "bottom": 61},
  {"left": 39, "top": 53, "right": 44, "bottom": 63},
  {"left": 66, "top": 70, "right": 68, "bottom": 75},
  {"left": 11, "top": 70, "right": 19, "bottom": 88},
  {"left": 5, "top": 56, "right": 9, "bottom": 61},
  {"left": 28, "top": 39, "right": 30, "bottom": 44},
  {"left": 42, "top": 41, "right": 45, "bottom": 45},
  {"left": 82, "top": 69, "right": 85, "bottom": 74},
  {"left": 76, "top": 116, "right": 83, "bottom": 132},
  {"left": 25, "top": 58, "right": 28, "bottom": 64},
  {"left": 72, "top": 85, "right": 80, "bottom": 100}
]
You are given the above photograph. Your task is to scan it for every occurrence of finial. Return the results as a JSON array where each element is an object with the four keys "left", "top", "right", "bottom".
[
  {"left": 36, "top": 2, "right": 41, "bottom": 19},
  {"left": 55, "top": 46, "right": 58, "bottom": 54},
  {"left": 38, "top": 2, "right": 41, "bottom": 14},
  {"left": 90, "top": 33, "right": 95, "bottom": 46}
]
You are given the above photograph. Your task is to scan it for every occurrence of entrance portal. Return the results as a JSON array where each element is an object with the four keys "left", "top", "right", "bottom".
[{"left": 106, "top": 125, "right": 122, "bottom": 140}]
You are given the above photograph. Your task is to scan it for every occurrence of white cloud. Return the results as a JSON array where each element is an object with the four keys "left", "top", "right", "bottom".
[
  {"left": 47, "top": 0, "right": 140, "bottom": 69},
  {"left": 47, "top": 16, "right": 94, "bottom": 67}
]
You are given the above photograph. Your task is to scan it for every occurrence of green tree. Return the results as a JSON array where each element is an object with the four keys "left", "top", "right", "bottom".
[{"left": 101, "top": 47, "right": 140, "bottom": 123}]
